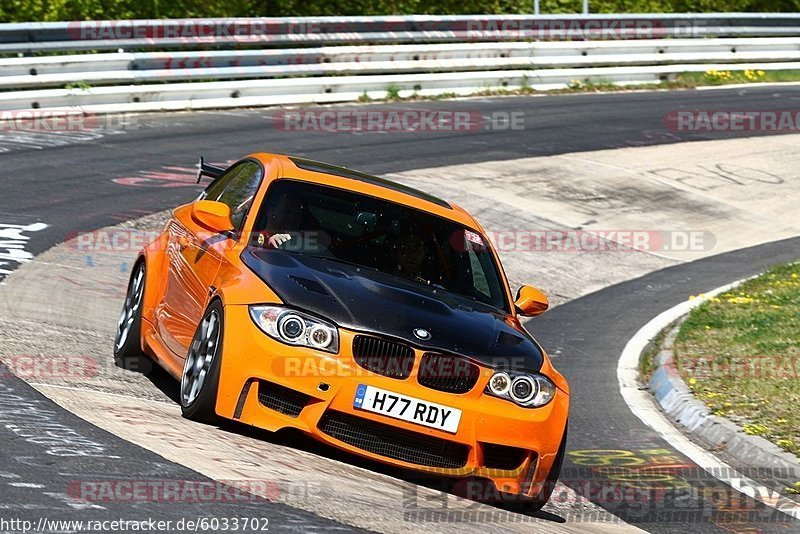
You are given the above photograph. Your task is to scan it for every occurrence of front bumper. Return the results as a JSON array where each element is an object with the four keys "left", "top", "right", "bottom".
[{"left": 216, "top": 305, "right": 569, "bottom": 499}]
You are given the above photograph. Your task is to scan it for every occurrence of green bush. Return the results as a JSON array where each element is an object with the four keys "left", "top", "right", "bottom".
[{"left": 2, "top": 0, "right": 800, "bottom": 22}]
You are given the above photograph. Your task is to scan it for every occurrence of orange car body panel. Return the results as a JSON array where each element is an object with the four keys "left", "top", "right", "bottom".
[{"left": 137, "top": 153, "right": 570, "bottom": 499}]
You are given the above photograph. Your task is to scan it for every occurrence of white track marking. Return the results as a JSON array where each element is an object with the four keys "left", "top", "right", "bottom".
[
  {"left": 617, "top": 278, "right": 800, "bottom": 520},
  {"left": 8, "top": 482, "right": 45, "bottom": 488},
  {"left": 0, "top": 220, "right": 48, "bottom": 280}
]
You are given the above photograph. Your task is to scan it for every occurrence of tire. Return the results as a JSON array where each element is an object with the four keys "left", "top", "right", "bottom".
[
  {"left": 180, "top": 299, "right": 224, "bottom": 424},
  {"left": 527, "top": 421, "right": 568, "bottom": 512},
  {"left": 113, "top": 261, "right": 152, "bottom": 374}
]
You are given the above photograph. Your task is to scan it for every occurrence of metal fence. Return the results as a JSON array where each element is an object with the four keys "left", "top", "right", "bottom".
[{"left": 0, "top": 14, "right": 798, "bottom": 114}]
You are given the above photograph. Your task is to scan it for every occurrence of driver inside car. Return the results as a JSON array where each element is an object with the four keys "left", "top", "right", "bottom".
[
  {"left": 262, "top": 192, "right": 330, "bottom": 251},
  {"left": 387, "top": 232, "right": 429, "bottom": 284}
]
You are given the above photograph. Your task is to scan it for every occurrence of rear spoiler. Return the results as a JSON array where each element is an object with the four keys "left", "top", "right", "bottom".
[{"left": 196, "top": 156, "right": 226, "bottom": 184}]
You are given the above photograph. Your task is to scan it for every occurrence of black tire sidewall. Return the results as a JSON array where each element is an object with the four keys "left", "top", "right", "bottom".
[
  {"left": 180, "top": 299, "right": 224, "bottom": 423},
  {"left": 528, "top": 420, "right": 568, "bottom": 511},
  {"left": 113, "top": 261, "right": 151, "bottom": 374}
]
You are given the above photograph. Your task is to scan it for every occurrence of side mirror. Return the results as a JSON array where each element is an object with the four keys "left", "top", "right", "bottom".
[
  {"left": 191, "top": 200, "right": 234, "bottom": 233},
  {"left": 515, "top": 285, "right": 549, "bottom": 317}
]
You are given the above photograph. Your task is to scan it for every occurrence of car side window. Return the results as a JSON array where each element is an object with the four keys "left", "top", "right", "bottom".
[
  {"left": 468, "top": 251, "right": 491, "bottom": 298},
  {"left": 204, "top": 161, "right": 263, "bottom": 231},
  {"left": 202, "top": 164, "right": 240, "bottom": 203}
]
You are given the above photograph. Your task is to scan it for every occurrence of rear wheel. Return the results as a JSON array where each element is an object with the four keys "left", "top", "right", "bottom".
[
  {"left": 113, "top": 261, "right": 152, "bottom": 374},
  {"left": 180, "top": 300, "right": 224, "bottom": 424}
]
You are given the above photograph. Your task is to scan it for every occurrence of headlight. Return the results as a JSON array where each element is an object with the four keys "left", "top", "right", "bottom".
[
  {"left": 249, "top": 305, "right": 339, "bottom": 353},
  {"left": 485, "top": 370, "right": 556, "bottom": 408},
  {"left": 488, "top": 371, "right": 511, "bottom": 396}
]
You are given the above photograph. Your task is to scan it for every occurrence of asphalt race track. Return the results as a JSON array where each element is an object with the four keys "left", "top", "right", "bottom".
[
  {"left": 1, "top": 86, "right": 800, "bottom": 532},
  {"left": 537, "top": 235, "right": 800, "bottom": 533},
  {"left": 4, "top": 86, "right": 800, "bottom": 260}
]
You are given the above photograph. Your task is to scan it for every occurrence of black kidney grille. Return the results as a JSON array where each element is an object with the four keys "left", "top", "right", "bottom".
[
  {"left": 352, "top": 335, "right": 415, "bottom": 379},
  {"left": 417, "top": 353, "right": 481, "bottom": 394},
  {"left": 318, "top": 410, "right": 469, "bottom": 469}
]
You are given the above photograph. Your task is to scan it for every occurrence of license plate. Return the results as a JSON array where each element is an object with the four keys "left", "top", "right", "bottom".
[{"left": 353, "top": 384, "right": 461, "bottom": 433}]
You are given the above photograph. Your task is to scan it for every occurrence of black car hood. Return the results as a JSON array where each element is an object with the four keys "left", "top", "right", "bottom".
[{"left": 242, "top": 248, "right": 544, "bottom": 372}]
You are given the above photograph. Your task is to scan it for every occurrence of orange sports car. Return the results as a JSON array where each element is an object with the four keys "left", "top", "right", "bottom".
[{"left": 114, "top": 153, "right": 569, "bottom": 509}]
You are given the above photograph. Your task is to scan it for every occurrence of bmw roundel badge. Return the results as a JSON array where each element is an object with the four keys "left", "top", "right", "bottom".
[{"left": 413, "top": 328, "right": 431, "bottom": 341}]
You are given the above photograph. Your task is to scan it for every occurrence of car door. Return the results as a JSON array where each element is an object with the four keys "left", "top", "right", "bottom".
[{"left": 157, "top": 160, "right": 264, "bottom": 357}]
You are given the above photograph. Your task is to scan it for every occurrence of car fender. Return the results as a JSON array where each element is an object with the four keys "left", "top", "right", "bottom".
[
  {"left": 139, "top": 230, "right": 170, "bottom": 324},
  {"left": 539, "top": 353, "right": 570, "bottom": 396},
  {"left": 210, "top": 251, "right": 283, "bottom": 307}
]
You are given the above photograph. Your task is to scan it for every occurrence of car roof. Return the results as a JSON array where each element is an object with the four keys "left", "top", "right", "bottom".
[
  {"left": 252, "top": 153, "right": 481, "bottom": 229},
  {"left": 289, "top": 156, "right": 452, "bottom": 209}
]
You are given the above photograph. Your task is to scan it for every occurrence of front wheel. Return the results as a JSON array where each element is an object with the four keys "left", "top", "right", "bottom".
[
  {"left": 180, "top": 300, "right": 224, "bottom": 424},
  {"left": 528, "top": 421, "right": 568, "bottom": 512}
]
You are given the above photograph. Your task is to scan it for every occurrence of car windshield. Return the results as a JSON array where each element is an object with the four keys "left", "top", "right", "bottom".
[{"left": 251, "top": 179, "right": 509, "bottom": 312}]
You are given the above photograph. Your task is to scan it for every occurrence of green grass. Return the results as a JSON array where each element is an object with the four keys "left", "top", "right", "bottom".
[
  {"left": 675, "top": 69, "right": 800, "bottom": 86},
  {"left": 640, "top": 325, "right": 669, "bottom": 381},
  {"left": 368, "top": 68, "right": 800, "bottom": 104},
  {"left": 385, "top": 83, "right": 402, "bottom": 100},
  {"left": 64, "top": 81, "right": 93, "bottom": 91},
  {"left": 674, "top": 262, "right": 800, "bottom": 459}
]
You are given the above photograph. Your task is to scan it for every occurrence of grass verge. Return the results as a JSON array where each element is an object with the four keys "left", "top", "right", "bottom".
[
  {"left": 673, "top": 262, "right": 800, "bottom": 460},
  {"left": 359, "top": 69, "right": 800, "bottom": 103},
  {"left": 675, "top": 68, "right": 800, "bottom": 86},
  {"left": 8, "top": 67, "right": 794, "bottom": 99},
  {"left": 640, "top": 324, "right": 670, "bottom": 382}
]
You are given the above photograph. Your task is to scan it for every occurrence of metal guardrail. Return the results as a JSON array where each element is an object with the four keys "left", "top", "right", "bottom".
[
  {"left": 2, "top": 14, "right": 800, "bottom": 53},
  {"left": 0, "top": 15, "right": 798, "bottom": 114},
  {"left": 3, "top": 60, "right": 799, "bottom": 115},
  {"left": 1, "top": 38, "right": 798, "bottom": 90}
]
